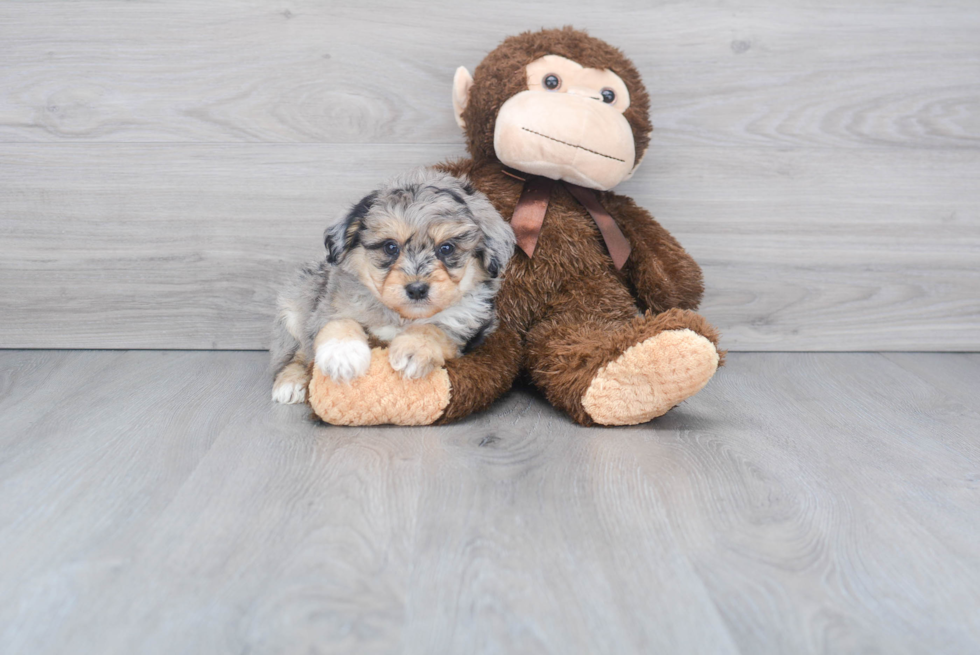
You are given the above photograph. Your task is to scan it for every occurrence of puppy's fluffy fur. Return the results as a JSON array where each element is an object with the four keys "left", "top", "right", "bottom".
[{"left": 271, "top": 167, "right": 516, "bottom": 404}]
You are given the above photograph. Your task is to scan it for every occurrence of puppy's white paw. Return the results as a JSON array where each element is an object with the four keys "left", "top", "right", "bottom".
[
  {"left": 272, "top": 361, "right": 310, "bottom": 404},
  {"left": 272, "top": 379, "right": 307, "bottom": 404},
  {"left": 388, "top": 339, "right": 439, "bottom": 380},
  {"left": 315, "top": 339, "right": 371, "bottom": 383}
]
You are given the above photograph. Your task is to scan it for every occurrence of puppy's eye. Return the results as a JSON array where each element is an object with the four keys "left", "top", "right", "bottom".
[
  {"left": 543, "top": 74, "right": 561, "bottom": 90},
  {"left": 383, "top": 240, "right": 400, "bottom": 257},
  {"left": 601, "top": 88, "right": 616, "bottom": 104},
  {"left": 438, "top": 243, "right": 455, "bottom": 257}
]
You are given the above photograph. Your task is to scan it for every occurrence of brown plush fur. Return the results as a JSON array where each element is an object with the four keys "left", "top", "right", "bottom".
[{"left": 430, "top": 27, "right": 722, "bottom": 426}]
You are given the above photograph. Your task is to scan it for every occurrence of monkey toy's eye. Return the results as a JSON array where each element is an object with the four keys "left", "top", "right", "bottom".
[
  {"left": 600, "top": 88, "right": 616, "bottom": 104},
  {"left": 543, "top": 74, "right": 561, "bottom": 90},
  {"left": 438, "top": 242, "right": 455, "bottom": 257},
  {"left": 383, "top": 240, "right": 400, "bottom": 256}
]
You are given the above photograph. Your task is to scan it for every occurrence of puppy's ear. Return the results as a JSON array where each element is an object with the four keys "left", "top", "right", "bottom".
[
  {"left": 325, "top": 192, "right": 376, "bottom": 264},
  {"left": 465, "top": 187, "right": 516, "bottom": 279}
]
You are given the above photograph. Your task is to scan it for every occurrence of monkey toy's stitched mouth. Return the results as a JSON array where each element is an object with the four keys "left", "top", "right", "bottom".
[{"left": 520, "top": 127, "right": 626, "bottom": 163}]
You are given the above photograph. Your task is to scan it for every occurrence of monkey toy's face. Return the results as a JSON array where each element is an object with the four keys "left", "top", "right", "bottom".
[
  {"left": 454, "top": 38, "right": 650, "bottom": 191},
  {"left": 495, "top": 55, "right": 634, "bottom": 190}
]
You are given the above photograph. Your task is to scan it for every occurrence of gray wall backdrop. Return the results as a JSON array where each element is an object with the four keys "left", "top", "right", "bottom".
[{"left": 1, "top": 1, "right": 978, "bottom": 350}]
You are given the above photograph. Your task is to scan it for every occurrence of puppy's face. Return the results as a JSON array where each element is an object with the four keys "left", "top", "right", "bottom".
[
  {"left": 325, "top": 170, "right": 516, "bottom": 320},
  {"left": 352, "top": 215, "right": 486, "bottom": 319}
]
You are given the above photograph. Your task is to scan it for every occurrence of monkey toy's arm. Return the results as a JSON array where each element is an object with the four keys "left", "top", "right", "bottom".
[
  {"left": 434, "top": 323, "right": 523, "bottom": 424},
  {"left": 603, "top": 193, "right": 705, "bottom": 314}
]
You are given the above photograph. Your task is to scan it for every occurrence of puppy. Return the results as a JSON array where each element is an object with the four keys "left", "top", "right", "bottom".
[{"left": 271, "top": 167, "right": 516, "bottom": 404}]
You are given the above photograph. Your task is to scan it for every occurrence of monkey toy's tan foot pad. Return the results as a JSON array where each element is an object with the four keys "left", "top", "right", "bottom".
[
  {"left": 308, "top": 347, "right": 451, "bottom": 426},
  {"left": 582, "top": 328, "right": 719, "bottom": 426}
]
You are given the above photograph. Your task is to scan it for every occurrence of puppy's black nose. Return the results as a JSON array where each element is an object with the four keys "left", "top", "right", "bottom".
[{"left": 405, "top": 282, "right": 429, "bottom": 300}]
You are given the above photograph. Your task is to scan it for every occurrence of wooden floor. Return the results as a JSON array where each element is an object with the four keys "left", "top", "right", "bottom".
[{"left": 1, "top": 350, "right": 978, "bottom": 654}]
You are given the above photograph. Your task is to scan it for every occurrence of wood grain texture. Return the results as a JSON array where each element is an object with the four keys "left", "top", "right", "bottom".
[
  {"left": 1, "top": 144, "right": 977, "bottom": 350},
  {"left": 0, "top": 0, "right": 978, "bottom": 350},
  {"left": 1, "top": 350, "right": 979, "bottom": 654},
  {"left": 0, "top": 1, "right": 977, "bottom": 148}
]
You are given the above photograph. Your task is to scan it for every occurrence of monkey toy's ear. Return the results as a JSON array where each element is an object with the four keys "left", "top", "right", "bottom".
[
  {"left": 324, "top": 192, "right": 376, "bottom": 264},
  {"left": 452, "top": 66, "right": 474, "bottom": 129}
]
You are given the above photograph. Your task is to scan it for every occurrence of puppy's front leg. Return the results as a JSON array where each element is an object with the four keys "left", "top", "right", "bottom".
[
  {"left": 388, "top": 325, "right": 459, "bottom": 380},
  {"left": 314, "top": 319, "right": 371, "bottom": 383}
]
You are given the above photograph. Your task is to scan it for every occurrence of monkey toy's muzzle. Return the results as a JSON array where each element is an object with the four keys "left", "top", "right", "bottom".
[{"left": 493, "top": 90, "right": 636, "bottom": 191}]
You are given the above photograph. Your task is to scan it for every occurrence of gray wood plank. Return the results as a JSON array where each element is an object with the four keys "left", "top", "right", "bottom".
[
  {"left": 0, "top": 1, "right": 976, "bottom": 148},
  {"left": 0, "top": 143, "right": 455, "bottom": 350},
  {"left": 2, "top": 1, "right": 978, "bottom": 350},
  {"left": 400, "top": 404, "right": 739, "bottom": 654},
  {"left": 2, "top": 144, "right": 977, "bottom": 350},
  {"left": 0, "top": 350, "right": 734, "bottom": 654},
  {"left": 1, "top": 351, "right": 979, "bottom": 654},
  {"left": 627, "top": 353, "right": 980, "bottom": 653}
]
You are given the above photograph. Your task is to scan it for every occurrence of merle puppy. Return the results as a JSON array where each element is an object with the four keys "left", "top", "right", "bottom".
[{"left": 271, "top": 167, "right": 516, "bottom": 404}]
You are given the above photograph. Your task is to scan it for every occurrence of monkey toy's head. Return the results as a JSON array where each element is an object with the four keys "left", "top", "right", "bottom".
[{"left": 452, "top": 27, "right": 652, "bottom": 191}]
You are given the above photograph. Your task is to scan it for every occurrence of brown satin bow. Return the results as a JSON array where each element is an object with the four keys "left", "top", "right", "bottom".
[{"left": 509, "top": 175, "right": 632, "bottom": 270}]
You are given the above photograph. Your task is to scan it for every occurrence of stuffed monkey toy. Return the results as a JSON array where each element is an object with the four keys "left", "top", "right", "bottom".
[{"left": 308, "top": 27, "right": 722, "bottom": 426}]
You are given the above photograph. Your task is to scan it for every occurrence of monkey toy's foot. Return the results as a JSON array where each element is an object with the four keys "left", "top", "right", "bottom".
[
  {"left": 581, "top": 328, "right": 719, "bottom": 426},
  {"left": 308, "top": 347, "right": 451, "bottom": 426}
]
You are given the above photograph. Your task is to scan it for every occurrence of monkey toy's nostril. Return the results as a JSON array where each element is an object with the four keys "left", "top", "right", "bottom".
[{"left": 405, "top": 282, "right": 429, "bottom": 300}]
